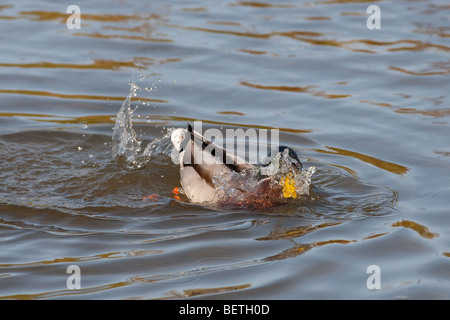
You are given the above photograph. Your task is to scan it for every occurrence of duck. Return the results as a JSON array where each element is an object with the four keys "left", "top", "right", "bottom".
[{"left": 170, "top": 123, "right": 306, "bottom": 208}]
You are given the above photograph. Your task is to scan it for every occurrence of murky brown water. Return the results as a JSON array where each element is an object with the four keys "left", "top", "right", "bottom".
[{"left": 0, "top": 0, "right": 449, "bottom": 299}]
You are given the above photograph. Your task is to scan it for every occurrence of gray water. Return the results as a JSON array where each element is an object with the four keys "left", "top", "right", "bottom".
[{"left": 0, "top": 0, "right": 449, "bottom": 299}]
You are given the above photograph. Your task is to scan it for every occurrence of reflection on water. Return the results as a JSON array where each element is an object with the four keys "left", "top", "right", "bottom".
[
  {"left": 240, "top": 81, "right": 352, "bottom": 99},
  {"left": 0, "top": 89, "right": 167, "bottom": 103},
  {"left": 315, "top": 146, "right": 408, "bottom": 175},
  {"left": 392, "top": 220, "right": 439, "bottom": 240},
  {"left": 0, "top": 58, "right": 169, "bottom": 70},
  {"left": 73, "top": 32, "right": 173, "bottom": 43},
  {"left": 0, "top": 0, "right": 449, "bottom": 300},
  {"left": 19, "top": 10, "right": 163, "bottom": 23}
]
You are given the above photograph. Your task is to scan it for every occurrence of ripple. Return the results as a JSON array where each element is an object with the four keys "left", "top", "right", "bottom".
[
  {"left": 0, "top": 89, "right": 167, "bottom": 103},
  {"left": 389, "top": 66, "right": 450, "bottom": 77},
  {"left": 360, "top": 100, "right": 450, "bottom": 119},
  {"left": 315, "top": 146, "right": 409, "bottom": 175},
  {"left": 73, "top": 32, "right": 173, "bottom": 43},
  {"left": 0, "top": 58, "right": 156, "bottom": 70},
  {"left": 392, "top": 220, "right": 439, "bottom": 240},
  {"left": 229, "top": 1, "right": 296, "bottom": 9},
  {"left": 163, "top": 283, "right": 251, "bottom": 299},
  {"left": 19, "top": 10, "right": 162, "bottom": 23},
  {"left": 240, "top": 81, "right": 351, "bottom": 99}
]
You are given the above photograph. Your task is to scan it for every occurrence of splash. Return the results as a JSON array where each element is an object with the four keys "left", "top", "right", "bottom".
[
  {"left": 258, "top": 147, "right": 315, "bottom": 196},
  {"left": 208, "top": 148, "right": 316, "bottom": 208},
  {"left": 111, "top": 82, "right": 172, "bottom": 168},
  {"left": 274, "top": 148, "right": 316, "bottom": 196},
  {"left": 111, "top": 82, "right": 141, "bottom": 164}
]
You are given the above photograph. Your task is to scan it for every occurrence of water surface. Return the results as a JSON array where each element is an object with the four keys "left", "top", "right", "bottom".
[{"left": 0, "top": 0, "right": 449, "bottom": 299}]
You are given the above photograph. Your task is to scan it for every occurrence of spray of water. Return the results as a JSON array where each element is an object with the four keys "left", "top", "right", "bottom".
[
  {"left": 209, "top": 149, "right": 316, "bottom": 208},
  {"left": 111, "top": 82, "right": 141, "bottom": 165},
  {"left": 111, "top": 82, "right": 172, "bottom": 168}
]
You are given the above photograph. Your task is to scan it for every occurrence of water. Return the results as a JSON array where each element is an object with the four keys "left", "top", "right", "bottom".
[{"left": 0, "top": 0, "right": 449, "bottom": 299}]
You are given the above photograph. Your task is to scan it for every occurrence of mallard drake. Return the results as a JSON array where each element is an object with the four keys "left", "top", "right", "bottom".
[{"left": 171, "top": 124, "right": 307, "bottom": 208}]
